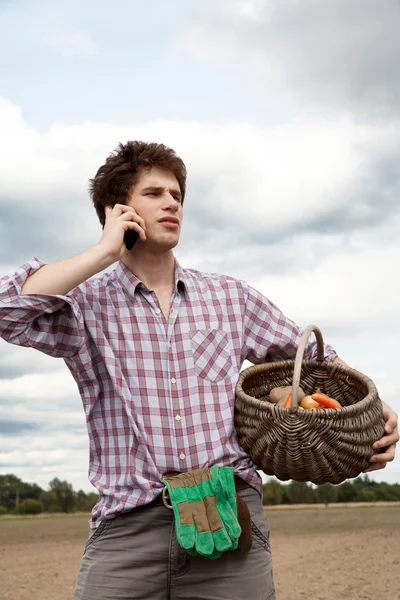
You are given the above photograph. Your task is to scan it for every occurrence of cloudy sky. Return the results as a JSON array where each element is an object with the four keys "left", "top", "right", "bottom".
[{"left": 1, "top": 0, "right": 399, "bottom": 492}]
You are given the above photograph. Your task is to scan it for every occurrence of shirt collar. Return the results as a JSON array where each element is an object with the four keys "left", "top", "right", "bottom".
[
  {"left": 113, "top": 258, "right": 188, "bottom": 297},
  {"left": 174, "top": 259, "right": 188, "bottom": 295}
]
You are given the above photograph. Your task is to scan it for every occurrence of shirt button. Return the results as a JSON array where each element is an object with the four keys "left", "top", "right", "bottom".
[
  {"left": 179, "top": 453, "right": 186, "bottom": 460},
  {"left": 171, "top": 378, "right": 176, "bottom": 384},
  {"left": 175, "top": 414, "right": 181, "bottom": 421},
  {"left": 155, "top": 308, "right": 161, "bottom": 314}
]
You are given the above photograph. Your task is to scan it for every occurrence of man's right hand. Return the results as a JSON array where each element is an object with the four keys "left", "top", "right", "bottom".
[
  {"left": 99, "top": 204, "right": 147, "bottom": 263},
  {"left": 20, "top": 204, "right": 147, "bottom": 298}
]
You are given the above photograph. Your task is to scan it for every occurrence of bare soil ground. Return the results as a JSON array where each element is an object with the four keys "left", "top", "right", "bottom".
[{"left": 1, "top": 504, "right": 399, "bottom": 600}]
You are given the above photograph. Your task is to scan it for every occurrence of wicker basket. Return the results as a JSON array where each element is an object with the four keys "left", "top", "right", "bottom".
[{"left": 234, "top": 324, "right": 385, "bottom": 485}]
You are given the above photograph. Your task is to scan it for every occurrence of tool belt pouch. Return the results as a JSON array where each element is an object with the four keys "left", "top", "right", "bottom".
[
  {"left": 162, "top": 466, "right": 252, "bottom": 559},
  {"left": 236, "top": 492, "right": 252, "bottom": 554}
]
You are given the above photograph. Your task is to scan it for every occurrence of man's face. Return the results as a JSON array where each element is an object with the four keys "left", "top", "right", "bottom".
[{"left": 126, "top": 166, "right": 183, "bottom": 251}]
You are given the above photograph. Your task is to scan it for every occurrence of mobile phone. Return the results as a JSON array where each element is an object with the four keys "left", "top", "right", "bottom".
[{"left": 124, "top": 230, "right": 140, "bottom": 250}]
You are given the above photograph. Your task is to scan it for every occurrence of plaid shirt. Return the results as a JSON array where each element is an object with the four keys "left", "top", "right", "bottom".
[{"left": 0, "top": 257, "right": 337, "bottom": 527}]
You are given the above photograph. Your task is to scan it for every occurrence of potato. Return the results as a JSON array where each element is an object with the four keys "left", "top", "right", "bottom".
[
  {"left": 300, "top": 395, "right": 321, "bottom": 410},
  {"left": 269, "top": 386, "right": 306, "bottom": 405}
]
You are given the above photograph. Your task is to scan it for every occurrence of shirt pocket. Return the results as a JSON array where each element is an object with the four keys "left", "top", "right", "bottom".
[{"left": 190, "top": 329, "right": 233, "bottom": 383}]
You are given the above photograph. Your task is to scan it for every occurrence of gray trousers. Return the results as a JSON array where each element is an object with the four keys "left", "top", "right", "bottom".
[{"left": 74, "top": 486, "right": 276, "bottom": 600}]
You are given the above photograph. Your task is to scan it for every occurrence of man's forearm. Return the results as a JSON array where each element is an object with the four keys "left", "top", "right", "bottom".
[{"left": 21, "top": 245, "right": 114, "bottom": 297}]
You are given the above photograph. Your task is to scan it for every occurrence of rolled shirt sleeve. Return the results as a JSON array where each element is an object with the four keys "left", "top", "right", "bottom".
[
  {"left": 242, "top": 283, "right": 337, "bottom": 364},
  {"left": 0, "top": 257, "right": 85, "bottom": 358}
]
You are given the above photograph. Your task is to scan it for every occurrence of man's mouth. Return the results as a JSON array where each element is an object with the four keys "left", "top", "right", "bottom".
[{"left": 158, "top": 217, "right": 180, "bottom": 228}]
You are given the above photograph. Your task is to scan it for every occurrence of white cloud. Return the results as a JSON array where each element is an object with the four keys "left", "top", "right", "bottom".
[
  {"left": 180, "top": 0, "right": 400, "bottom": 117},
  {"left": 1, "top": 97, "right": 399, "bottom": 237},
  {"left": 47, "top": 28, "right": 97, "bottom": 58},
  {"left": 235, "top": 0, "right": 269, "bottom": 21},
  {"left": 1, "top": 370, "right": 78, "bottom": 401},
  {"left": 0, "top": 344, "right": 61, "bottom": 378},
  {"left": 0, "top": 432, "right": 93, "bottom": 491},
  {"left": 252, "top": 236, "right": 400, "bottom": 333}
]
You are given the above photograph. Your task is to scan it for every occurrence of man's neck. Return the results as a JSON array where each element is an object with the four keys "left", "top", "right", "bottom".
[{"left": 121, "top": 249, "right": 176, "bottom": 292}]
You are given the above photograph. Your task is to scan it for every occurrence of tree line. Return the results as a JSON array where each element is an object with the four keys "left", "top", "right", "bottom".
[
  {"left": 263, "top": 475, "right": 400, "bottom": 505},
  {"left": 1, "top": 473, "right": 399, "bottom": 515},
  {"left": 0, "top": 474, "right": 98, "bottom": 515}
]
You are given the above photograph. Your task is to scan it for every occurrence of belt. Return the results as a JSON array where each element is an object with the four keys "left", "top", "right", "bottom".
[{"left": 151, "top": 475, "right": 250, "bottom": 507}]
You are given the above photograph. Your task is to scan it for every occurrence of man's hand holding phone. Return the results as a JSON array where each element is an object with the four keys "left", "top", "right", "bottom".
[{"left": 99, "top": 204, "right": 146, "bottom": 262}]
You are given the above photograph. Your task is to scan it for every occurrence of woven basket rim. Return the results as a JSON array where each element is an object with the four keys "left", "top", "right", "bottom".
[{"left": 235, "top": 359, "right": 379, "bottom": 417}]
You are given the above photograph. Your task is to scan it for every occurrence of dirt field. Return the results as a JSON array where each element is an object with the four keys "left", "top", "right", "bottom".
[{"left": 1, "top": 504, "right": 399, "bottom": 600}]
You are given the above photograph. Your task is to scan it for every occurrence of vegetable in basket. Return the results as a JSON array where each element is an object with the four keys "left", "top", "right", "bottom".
[
  {"left": 299, "top": 396, "right": 321, "bottom": 410},
  {"left": 312, "top": 388, "right": 342, "bottom": 409},
  {"left": 269, "top": 385, "right": 342, "bottom": 410},
  {"left": 269, "top": 385, "right": 305, "bottom": 405}
]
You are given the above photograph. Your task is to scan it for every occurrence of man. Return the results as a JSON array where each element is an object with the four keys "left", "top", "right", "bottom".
[{"left": 0, "top": 141, "right": 398, "bottom": 600}]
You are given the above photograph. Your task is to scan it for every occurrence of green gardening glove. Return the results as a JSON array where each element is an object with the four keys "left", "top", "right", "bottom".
[
  {"left": 162, "top": 467, "right": 241, "bottom": 559},
  {"left": 210, "top": 465, "right": 241, "bottom": 550}
]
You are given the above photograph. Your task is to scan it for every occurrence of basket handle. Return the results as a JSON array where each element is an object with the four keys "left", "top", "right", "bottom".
[{"left": 290, "top": 324, "right": 325, "bottom": 412}]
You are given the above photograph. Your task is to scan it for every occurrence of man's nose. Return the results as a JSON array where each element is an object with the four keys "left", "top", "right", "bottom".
[{"left": 163, "top": 193, "right": 180, "bottom": 209}]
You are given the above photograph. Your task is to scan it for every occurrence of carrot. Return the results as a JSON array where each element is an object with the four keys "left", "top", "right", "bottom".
[
  {"left": 284, "top": 393, "right": 292, "bottom": 408},
  {"left": 311, "top": 393, "right": 342, "bottom": 409}
]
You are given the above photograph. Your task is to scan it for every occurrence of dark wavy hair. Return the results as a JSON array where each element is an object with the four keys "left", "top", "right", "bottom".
[{"left": 89, "top": 140, "right": 187, "bottom": 226}]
